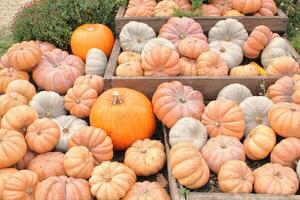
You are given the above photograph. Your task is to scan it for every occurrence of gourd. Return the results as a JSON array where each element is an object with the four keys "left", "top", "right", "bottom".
[
  {"left": 169, "top": 117, "right": 207, "bottom": 150},
  {"left": 178, "top": 37, "right": 209, "bottom": 59},
  {"left": 196, "top": 51, "right": 229, "bottom": 76},
  {"left": 209, "top": 0, "right": 233, "bottom": 14},
  {"left": 116, "top": 62, "right": 144, "bottom": 76},
  {"left": 230, "top": 64, "right": 259, "bottom": 77},
  {"left": 152, "top": 81, "right": 205, "bottom": 128},
  {"left": 0, "top": 92, "right": 27, "bottom": 118},
  {"left": 255, "top": 0, "right": 277, "bottom": 16},
  {"left": 85, "top": 48, "right": 108, "bottom": 76},
  {"left": 5, "top": 80, "right": 36, "bottom": 101},
  {"left": 118, "top": 51, "right": 141, "bottom": 64},
  {"left": 266, "top": 56, "right": 299, "bottom": 76},
  {"left": 141, "top": 38, "right": 176, "bottom": 59},
  {"left": 0, "top": 168, "right": 18, "bottom": 199},
  {"left": 125, "top": 0, "right": 157, "bottom": 17},
  {"left": 217, "top": 83, "right": 252, "bottom": 104},
  {"left": 154, "top": 0, "right": 178, "bottom": 17},
  {"left": 15, "top": 150, "right": 35, "bottom": 170},
  {"left": 125, "top": 139, "right": 166, "bottom": 176},
  {"left": 35, "top": 40, "right": 56, "bottom": 54},
  {"left": 200, "top": 4, "right": 222, "bottom": 16},
  {"left": 0, "top": 68, "right": 29, "bottom": 93},
  {"left": 120, "top": 21, "right": 156, "bottom": 53},
  {"left": 74, "top": 74, "right": 104, "bottom": 95},
  {"left": 232, "top": 0, "right": 262, "bottom": 14},
  {"left": 179, "top": 57, "right": 198, "bottom": 76}
]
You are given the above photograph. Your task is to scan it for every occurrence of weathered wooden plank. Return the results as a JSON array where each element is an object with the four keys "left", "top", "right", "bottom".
[{"left": 187, "top": 193, "right": 300, "bottom": 200}]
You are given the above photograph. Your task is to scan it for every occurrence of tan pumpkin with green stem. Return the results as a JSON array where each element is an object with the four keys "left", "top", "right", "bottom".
[{"left": 154, "top": 0, "right": 178, "bottom": 17}]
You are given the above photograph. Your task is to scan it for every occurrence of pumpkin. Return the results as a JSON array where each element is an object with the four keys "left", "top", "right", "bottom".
[
  {"left": 29, "top": 91, "right": 66, "bottom": 118},
  {"left": 243, "top": 25, "right": 273, "bottom": 59},
  {"left": 123, "top": 181, "right": 170, "bottom": 200},
  {"left": 68, "top": 126, "right": 113, "bottom": 164},
  {"left": 217, "top": 83, "right": 252, "bottom": 104},
  {"left": 35, "top": 40, "right": 56, "bottom": 54},
  {"left": 32, "top": 49, "right": 85, "bottom": 94},
  {"left": 5, "top": 80, "right": 36, "bottom": 101},
  {"left": 85, "top": 48, "right": 107, "bottom": 76},
  {"left": 244, "top": 125, "right": 276, "bottom": 160},
  {"left": 174, "top": 0, "right": 191, "bottom": 11},
  {"left": 25, "top": 118, "right": 60, "bottom": 153},
  {"left": 253, "top": 163, "right": 299, "bottom": 195},
  {"left": 89, "top": 161, "right": 137, "bottom": 200},
  {"left": 90, "top": 88, "right": 155, "bottom": 150},
  {"left": 118, "top": 51, "right": 141, "bottom": 64},
  {"left": 154, "top": 0, "right": 178, "bottom": 17},
  {"left": 169, "top": 117, "right": 207, "bottom": 150},
  {"left": 266, "top": 56, "right": 299, "bottom": 76},
  {"left": 159, "top": 17, "right": 207, "bottom": 46},
  {"left": 152, "top": 81, "right": 205, "bottom": 128},
  {"left": 71, "top": 24, "right": 114, "bottom": 59},
  {"left": 141, "top": 38, "right": 176, "bottom": 59},
  {"left": 223, "top": 9, "right": 244, "bottom": 16},
  {"left": 0, "top": 168, "right": 18, "bottom": 199},
  {"left": 230, "top": 64, "right": 259, "bottom": 77},
  {"left": 7, "top": 41, "right": 42, "bottom": 71},
  {"left": 250, "top": 62, "right": 266, "bottom": 75},
  {"left": 125, "top": 0, "right": 157, "bottom": 17},
  {"left": 209, "top": 0, "right": 233, "bottom": 14},
  {"left": 261, "top": 37, "right": 292, "bottom": 68},
  {"left": 179, "top": 57, "right": 198, "bottom": 76},
  {"left": 15, "top": 150, "right": 35, "bottom": 170},
  {"left": 200, "top": 4, "right": 222, "bottom": 16},
  {"left": 1, "top": 105, "right": 38, "bottom": 135},
  {"left": 208, "top": 18, "right": 248, "bottom": 46},
  {"left": 297, "top": 161, "right": 300, "bottom": 180},
  {"left": 268, "top": 103, "right": 300, "bottom": 138},
  {"left": 64, "top": 146, "right": 94, "bottom": 179},
  {"left": 64, "top": 84, "right": 98, "bottom": 118},
  {"left": 74, "top": 74, "right": 104, "bottom": 95},
  {"left": 125, "top": 139, "right": 166, "bottom": 176},
  {"left": 0, "top": 54, "right": 10, "bottom": 68},
  {"left": 178, "top": 37, "right": 209, "bottom": 59},
  {"left": 218, "top": 160, "right": 254, "bottom": 193},
  {"left": 255, "top": 0, "right": 277, "bottom": 16},
  {"left": 270, "top": 137, "right": 300, "bottom": 168},
  {"left": 116, "top": 62, "right": 144, "bottom": 76},
  {"left": 0, "top": 68, "right": 29, "bottom": 94},
  {"left": 120, "top": 21, "right": 156, "bottom": 53},
  {"left": 0, "top": 92, "right": 27, "bottom": 118},
  {"left": 209, "top": 41, "right": 243, "bottom": 69},
  {"left": 28, "top": 152, "right": 65, "bottom": 181},
  {"left": 35, "top": 176, "right": 91, "bottom": 200},
  {"left": 142, "top": 46, "right": 180, "bottom": 76},
  {"left": 169, "top": 142, "right": 210, "bottom": 189},
  {"left": 196, "top": 51, "right": 229, "bottom": 76},
  {"left": 201, "top": 135, "right": 245, "bottom": 174},
  {"left": 232, "top": 0, "right": 262, "bottom": 14},
  {"left": 3, "top": 170, "right": 39, "bottom": 200},
  {"left": 239, "top": 96, "right": 273, "bottom": 136}
]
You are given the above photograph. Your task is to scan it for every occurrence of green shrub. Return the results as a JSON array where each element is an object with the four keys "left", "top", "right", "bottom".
[{"left": 11, "top": 0, "right": 126, "bottom": 51}]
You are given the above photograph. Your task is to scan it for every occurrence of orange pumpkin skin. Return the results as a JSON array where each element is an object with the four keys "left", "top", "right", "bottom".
[
  {"left": 196, "top": 51, "right": 229, "bottom": 76},
  {"left": 125, "top": 0, "right": 157, "bottom": 17},
  {"left": 218, "top": 160, "right": 254, "bottom": 193},
  {"left": 209, "top": 0, "right": 233, "bottom": 14},
  {"left": 243, "top": 25, "right": 273, "bottom": 59},
  {"left": 232, "top": 0, "right": 262, "bottom": 14},
  {"left": 28, "top": 152, "right": 66, "bottom": 181},
  {"left": 223, "top": 9, "right": 244, "bottom": 16},
  {"left": 5, "top": 80, "right": 36, "bottom": 101},
  {"left": 116, "top": 62, "right": 144, "bottom": 76},
  {"left": 0, "top": 92, "right": 28, "bottom": 118},
  {"left": 254, "top": 0, "right": 277, "bottom": 16},
  {"left": 15, "top": 150, "right": 35, "bottom": 170},
  {"left": 74, "top": 75, "right": 104, "bottom": 95},
  {"left": 25, "top": 118, "right": 60, "bottom": 153},
  {"left": 268, "top": 103, "right": 300, "bottom": 138},
  {"left": 0, "top": 54, "right": 10, "bottom": 68},
  {"left": 7, "top": 41, "right": 42, "bottom": 71},
  {"left": 35, "top": 176, "right": 91, "bottom": 200},
  {"left": 270, "top": 137, "right": 300, "bottom": 169},
  {"left": 118, "top": 51, "right": 141, "bottom": 64},
  {"left": 179, "top": 57, "right": 198, "bottom": 76},
  {"left": 71, "top": 24, "right": 115, "bottom": 60},
  {"left": 178, "top": 37, "right": 209, "bottom": 59},
  {"left": 230, "top": 64, "right": 259, "bottom": 77},
  {"left": 35, "top": 40, "right": 56, "bottom": 54},
  {"left": 200, "top": 4, "right": 222, "bottom": 16},
  {"left": 0, "top": 68, "right": 29, "bottom": 93},
  {"left": 253, "top": 163, "right": 299, "bottom": 195},
  {"left": 266, "top": 57, "right": 299, "bottom": 76},
  {"left": 90, "top": 88, "right": 156, "bottom": 150},
  {"left": 152, "top": 81, "right": 205, "bottom": 128},
  {"left": 0, "top": 168, "right": 18, "bottom": 198},
  {"left": 201, "top": 99, "right": 245, "bottom": 139}
]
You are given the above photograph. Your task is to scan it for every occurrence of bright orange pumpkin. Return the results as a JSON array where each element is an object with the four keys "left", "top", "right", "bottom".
[{"left": 0, "top": 68, "right": 29, "bottom": 93}]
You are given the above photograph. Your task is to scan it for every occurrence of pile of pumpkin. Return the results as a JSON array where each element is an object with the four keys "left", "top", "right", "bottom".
[
  {"left": 125, "top": 0, "right": 278, "bottom": 17},
  {"left": 116, "top": 17, "right": 299, "bottom": 77}
]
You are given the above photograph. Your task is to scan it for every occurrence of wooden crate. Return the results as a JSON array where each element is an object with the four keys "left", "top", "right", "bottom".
[
  {"left": 115, "top": 7, "right": 289, "bottom": 34},
  {"left": 104, "top": 40, "right": 300, "bottom": 100}
]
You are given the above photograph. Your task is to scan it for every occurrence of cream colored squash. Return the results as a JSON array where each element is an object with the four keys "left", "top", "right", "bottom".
[
  {"left": 29, "top": 91, "right": 66, "bottom": 118},
  {"left": 85, "top": 48, "right": 108, "bottom": 76},
  {"left": 120, "top": 21, "right": 156, "bottom": 53},
  {"left": 141, "top": 38, "right": 176, "bottom": 59},
  {"left": 217, "top": 83, "right": 252, "bottom": 104},
  {"left": 209, "top": 41, "right": 243, "bottom": 69},
  {"left": 239, "top": 96, "right": 273, "bottom": 136},
  {"left": 169, "top": 117, "right": 208, "bottom": 150},
  {"left": 208, "top": 18, "right": 248, "bottom": 46}
]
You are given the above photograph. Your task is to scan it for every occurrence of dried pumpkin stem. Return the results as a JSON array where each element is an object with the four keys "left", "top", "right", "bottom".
[{"left": 112, "top": 91, "right": 124, "bottom": 105}]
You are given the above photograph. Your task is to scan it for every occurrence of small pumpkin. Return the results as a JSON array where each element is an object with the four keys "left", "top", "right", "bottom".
[
  {"left": 15, "top": 150, "right": 35, "bottom": 170},
  {"left": 232, "top": 0, "right": 262, "bottom": 14},
  {"left": 266, "top": 56, "right": 299, "bottom": 76},
  {"left": 178, "top": 37, "right": 209, "bottom": 59},
  {"left": 196, "top": 51, "right": 229, "bottom": 76},
  {"left": 118, "top": 51, "right": 141, "bottom": 64},
  {"left": 74, "top": 74, "right": 104, "bottom": 95},
  {"left": 35, "top": 40, "right": 56, "bottom": 54},
  {"left": 125, "top": 139, "right": 166, "bottom": 176},
  {"left": 0, "top": 68, "right": 29, "bottom": 94},
  {"left": 116, "top": 62, "right": 144, "bottom": 76},
  {"left": 154, "top": 0, "right": 178, "bottom": 17},
  {"left": 141, "top": 38, "right": 176, "bottom": 59},
  {"left": 217, "top": 83, "right": 252, "bottom": 104},
  {"left": 125, "top": 0, "right": 156, "bottom": 17},
  {"left": 0, "top": 168, "right": 18, "bottom": 199},
  {"left": 200, "top": 4, "right": 222, "bottom": 16},
  {"left": 0, "top": 92, "right": 27, "bottom": 118},
  {"left": 5, "top": 80, "right": 36, "bottom": 101},
  {"left": 0, "top": 54, "right": 10, "bottom": 68},
  {"left": 255, "top": 0, "right": 277, "bottom": 16},
  {"left": 174, "top": 0, "right": 191, "bottom": 11},
  {"left": 85, "top": 48, "right": 108, "bottom": 76},
  {"left": 179, "top": 57, "right": 197, "bottom": 76},
  {"left": 230, "top": 64, "right": 259, "bottom": 77},
  {"left": 209, "top": 0, "right": 233, "bottom": 14},
  {"left": 223, "top": 9, "right": 244, "bottom": 16}
]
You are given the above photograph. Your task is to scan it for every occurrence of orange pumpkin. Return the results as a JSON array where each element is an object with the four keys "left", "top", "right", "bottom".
[
  {"left": 64, "top": 84, "right": 98, "bottom": 118},
  {"left": 179, "top": 57, "right": 198, "bottom": 76},
  {"left": 118, "top": 51, "right": 141, "bottom": 64},
  {"left": 200, "top": 4, "right": 222, "bottom": 16},
  {"left": 7, "top": 41, "right": 42, "bottom": 71},
  {"left": 0, "top": 68, "right": 29, "bottom": 93},
  {"left": 5, "top": 80, "right": 36, "bottom": 101},
  {"left": 230, "top": 64, "right": 259, "bottom": 77},
  {"left": 266, "top": 57, "right": 299, "bottom": 76},
  {"left": 178, "top": 37, "right": 209, "bottom": 59},
  {"left": 152, "top": 81, "right": 205, "bottom": 128},
  {"left": 0, "top": 92, "right": 27, "bottom": 118},
  {"left": 209, "top": 0, "right": 233, "bottom": 14},
  {"left": 142, "top": 46, "right": 180, "bottom": 76},
  {"left": 116, "top": 62, "right": 144, "bottom": 76},
  {"left": 232, "top": 0, "right": 262, "bottom": 14},
  {"left": 201, "top": 99, "right": 245, "bottom": 139},
  {"left": 71, "top": 24, "right": 115, "bottom": 60},
  {"left": 35, "top": 40, "right": 56, "bottom": 54},
  {"left": 15, "top": 150, "right": 35, "bottom": 170},
  {"left": 0, "top": 168, "right": 18, "bottom": 198},
  {"left": 125, "top": 0, "right": 157, "bottom": 17},
  {"left": 25, "top": 118, "right": 60, "bottom": 153},
  {"left": 196, "top": 51, "right": 229, "bottom": 76},
  {"left": 254, "top": 0, "right": 277, "bottom": 16},
  {"left": 90, "top": 88, "right": 156, "bottom": 150},
  {"left": 74, "top": 74, "right": 104, "bottom": 95},
  {"left": 223, "top": 9, "right": 244, "bottom": 16},
  {"left": 0, "top": 54, "right": 10, "bottom": 68}
]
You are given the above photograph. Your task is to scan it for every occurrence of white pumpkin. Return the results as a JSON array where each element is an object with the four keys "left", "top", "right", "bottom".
[
  {"left": 85, "top": 48, "right": 108, "bottom": 76},
  {"left": 217, "top": 83, "right": 252, "bottom": 104},
  {"left": 29, "top": 91, "right": 66, "bottom": 118},
  {"left": 53, "top": 115, "right": 87, "bottom": 152},
  {"left": 120, "top": 21, "right": 156, "bottom": 53},
  {"left": 141, "top": 38, "right": 176, "bottom": 59},
  {"left": 297, "top": 160, "right": 300, "bottom": 180},
  {"left": 261, "top": 37, "right": 292, "bottom": 68},
  {"left": 169, "top": 117, "right": 208, "bottom": 150},
  {"left": 208, "top": 18, "right": 248, "bottom": 47},
  {"left": 209, "top": 41, "right": 243, "bottom": 69},
  {"left": 239, "top": 96, "right": 273, "bottom": 136}
]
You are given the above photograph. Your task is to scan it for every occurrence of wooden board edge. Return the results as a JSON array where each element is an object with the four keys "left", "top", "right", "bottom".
[
  {"left": 104, "top": 40, "right": 120, "bottom": 78},
  {"left": 289, "top": 42, "right": 300, "bottom": 64},
  {"left": 116, "top": 7, "right": 125, "bottom": 18}
]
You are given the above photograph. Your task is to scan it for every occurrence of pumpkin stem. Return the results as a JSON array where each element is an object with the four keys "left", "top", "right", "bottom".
[
  {"left": 179, "top": 98, "right": 187, "bottom": 104},
  {"left": 45, "top": 112, "right": 52, "bottom": 118},
  {"left": 26, "top": 188, "right": 33, "bottom": 195},
  {"left": 255, "top": 116, "right": 263, "bottom": 124},
  {"left": 63, "top": 128, "right": 69, "bottom": 133},
  {"left": 104, "top": 175, "right": 112, "bottom": 182},
  {"left": 224, "top": 35, "right": 230, "bottom": 41},
  {"left": 219, "top": 47, "right": 226, "bottom": 53},
  {"left": 274, "top": 171, "right": 282, "bottom": 179},
  {"left": 179, "top": 33, "right": 185, "bottom": 40},
  {"left": 112, "top": 91, "right": 124, "bottom": 105},
  {"left": 75, "top": 99, "right": 81, "bottom": 104},
  {"left": 221, "top": 144, "right": 227, "bottom": 149},
  {"left": 290, "top": 108, "right": 297, "bottom": 112},
  {"left": 215, "top": 121, "right": 221, "bottom": 128}
]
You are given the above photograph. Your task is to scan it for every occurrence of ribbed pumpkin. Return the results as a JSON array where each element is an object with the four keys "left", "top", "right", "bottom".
[
  {"left": 178, "top": 37, "right": 209, "bottom": 59},
  {"left": 223, "top": 9, "right": 244, "bottom": 16},
  {"left": 0, "top": 92, "right": 27, "bottom": 118},
  {"left": 255, "top": 0, "right": 277, "bottom": 16},
  {"left": 73, "top": 75, "right": 104, "bottom": 95},
  {"left": 0, "top": 54, "right": 10, "bottom": 68},
  {"left": 116, "top": 62, "right": 144, "bottom": 77},
  {"left": 5, "top": 80, "right": 36, "bottom": 101},
  {"left": 217, "top": 83, "right": 252, "bottom": 104},
  {"left": 125, "top": 0, "right": 157, "bottom": 17},
  {"left": 0, "top": 168, "right": 18, "bottom": 199},
  {"left": 232, "top": 0, "right": 262, "bottom": 14},
  {"left": 35, "top": 40, "right": 56, "bottom": 54},
  {"left": 209, "top": 0, "right": 233, "bottom": 14},
  {"left": 15, "top": 150, "right": 35, "bottom": 170},
  {"left": 118, "top": 51, "right": 141, "bottom": 64},
  {"left": 179, "top": 57, "right": 198, "bottom": 76},
  {"left": 230, "top": 64, "right": 259, "bottom": 77},
  {"left": 90, "top": 88, "right": 155, "bottom": 150},
  {"left": 0, "top": 68, "right": 29, "bottom": 93},
  {"left": 196, "top": 51, "right": 229, "bottom": 76},
  {"left": 266, "top": 56, "right": 299, "bottom": 76}
]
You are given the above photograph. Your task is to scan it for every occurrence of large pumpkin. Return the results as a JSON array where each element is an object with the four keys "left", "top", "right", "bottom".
[
  {"left": 0, "top": 168, "right": 18, "bottom": 199},
  {"left": 141, "top": 38, "right": 176, "bottom": 59},
  {"left": 0, "top": 92, "right": 27, "bottom": 118},
  {"left": 232, "top": 0, "right": 262, "bottom": 14},
  {"left": 90, "top": 88, "right": 156, "bottom": 150},
  {"left": 5, "top": 80, "right": 36, "bottom": 101},
  {"left": 196, "top": 51, "right": 229, "bottom": 76},
  {"left": 0, "top": 68, "right": 29, "bottom": 94},
  {"left": 152, "top": 81, "right": 205, "bottom": 128},
  {"left": 71, "top": 24, "right": 114, "bottom": 59},
  {"left": 266, "top": 56, "right": 299, "bottom": 76}
]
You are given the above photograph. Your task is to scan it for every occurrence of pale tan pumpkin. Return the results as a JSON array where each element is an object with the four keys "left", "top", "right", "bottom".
[
  {"left": 73, "top": 74, "right": 104, "bottom": 95},
  {"left": 0, "top": 68, "right": 29, "bottom": 94},
  {"left": 5, "top": 80, "right": 36, "bottom": 101},
  {"left": 196, "top": 51, "right": 229, "bottom": 76},
  {"left": 116, "top": 62, "right": 144, "bottom": 76},
  {"left": 0, "top": 92, "right": 27, "bottom": 118},
  {"left": 0, "top": 168, "right": 18, "bottom": 199},
  {"left": 154, "top": 0, "right": 178, "bottom": 17},
  {"left": 179, "top": 57, "right": 197, "bottom": 76},
  {"left": 178, "top": 37, "right": 209, "bottom": 59},
  {"left": 266, "top": 56, "right": 299, "bottom": 76},
  {"left": 118, "top": 51, "right": 141, "bottom": 64},
  {"left": 125, "top": 0, "right": 157, "bottom": 17}
]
